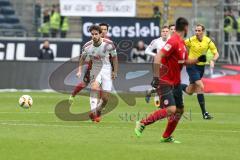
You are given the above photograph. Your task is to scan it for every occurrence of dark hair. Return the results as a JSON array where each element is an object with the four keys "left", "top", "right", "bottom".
[
  {"left": 161, "top": 25, "right": 169, "bottom": 29},
  {"left": 169, "top": 24, "right": 175, "bottom": 28},
  {"left": 89, "top": 25, "right": 102, "bottom": 33},
  {"left": 153, "top": 6, "right": 159, "bottom": 12},
  {"left": 99, "top": 23, "right": 109, "bottom": 30},
  {"left": 196, "top": 24, "right": 205, "bottom": 31},
  {"left": 175, "top": 17, "right": 188, "bottom": 31}
]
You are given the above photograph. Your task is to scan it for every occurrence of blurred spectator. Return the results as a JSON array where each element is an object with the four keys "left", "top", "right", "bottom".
[
  {"left": 153, "top": 6, "right": 161, "bottom": 25},
  {"left": 169, "top": 24, "right": 176, "bottom": 36},
  {"left": 34, "top": 1, "right": 42, "bottom": 33},
  {"left": 50, "top": 5, "right": 61, "bottom": 37},
  {"left": 38, "top": 10, "right": 50, "bottom": 37},
  {"left": 224, "top": 9, "right": 237, "bottom": 42},
  {"left": 130, "top": 40, "right": 149, "bottom": 63},
  {"left": 38, "top": 40, "right": 54, "bottom": 60},
  {"left": 60, "top": 16, "right": 69, "bottom": 38}
]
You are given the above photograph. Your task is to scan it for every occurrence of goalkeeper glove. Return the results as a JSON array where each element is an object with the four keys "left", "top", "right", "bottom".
[{"left": 151, "top": 77, "right": 159, "bottom": 88}]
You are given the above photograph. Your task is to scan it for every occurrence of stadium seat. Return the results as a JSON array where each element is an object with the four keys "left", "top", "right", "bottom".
[
  {"left": 0, "top": 23, "right": 13, "bottom": 29},
  {"left": 0, "top": 14, "right": 5, "bottom": 23},
  {"left": 2, "top": 30, "right": 15, "bottom": 36},
  {"left": 0, "top": 6, "right": 15, "bottom": 15},
  {"left": 12, "top": 23, "right": 24, "bottom": 29},
  {"left": 0, "top": 0, "right": 10, "bottom": 6},
  {"left": 4, "top": 15, "right": 19, "bottom": 23}
]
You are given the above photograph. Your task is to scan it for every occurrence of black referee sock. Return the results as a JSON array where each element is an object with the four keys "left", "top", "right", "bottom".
[
  {"left": 181, "top": 84, "right": 188, "bottom": 92},
  {"left": 197, "top": 94, "right": 206, "bottom": 115}
]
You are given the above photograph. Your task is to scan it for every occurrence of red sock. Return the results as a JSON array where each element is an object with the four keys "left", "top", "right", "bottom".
[
  {"left": 141, "top": 108, "right": 168, "bottom": 126},
  {"left": 72, "top": 82, "right": 86, "bottom": 96},
  {"left": 99, "top": 90, "right": 102, "bottom": 98},
  {"left": 162, "top": 113, "right": 181, "bottom": 138}
]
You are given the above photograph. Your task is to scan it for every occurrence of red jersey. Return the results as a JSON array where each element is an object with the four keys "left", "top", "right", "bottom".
[{"left": 160, "top": 33, "right": 188, "bottom": 85}]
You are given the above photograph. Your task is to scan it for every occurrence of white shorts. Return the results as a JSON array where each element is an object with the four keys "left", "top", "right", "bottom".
[{"left": 90, "top": 68, "right": 112, "bottom": 91}]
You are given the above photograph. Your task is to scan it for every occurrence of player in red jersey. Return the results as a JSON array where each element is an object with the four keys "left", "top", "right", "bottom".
[{"left": 135, "top": 17, "right": 207, "bottom": 143}]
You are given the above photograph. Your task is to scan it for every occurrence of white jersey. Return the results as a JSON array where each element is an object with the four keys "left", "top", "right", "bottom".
[
  {"left": 82, "top": 38, "right": 117, "bottom": 71},
  {"left": 145, "top": 37, "right": 168, "bottom": 57}
]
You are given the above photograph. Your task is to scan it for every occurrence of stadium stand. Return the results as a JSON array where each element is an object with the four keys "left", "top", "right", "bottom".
[
  {"left": 0, "top": 0, "right": 26, "bottom": 36},
  {"left": 137, "top": 0, "right": 192, "bottom": 24}
]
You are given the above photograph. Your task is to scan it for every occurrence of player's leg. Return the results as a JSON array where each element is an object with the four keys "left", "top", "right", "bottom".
[
  {"left": 89, "top": 80, "right": 101, "bottom": 121},
  {"left": 135, "top": 85, "right": 176, "bottom": 137},
  {"left": 182, "top": 65, "right": 199, "bottom": 95},
  {"left": 161, "top": 85, "right": 183, "bottom": 143},
  {"left": 195, "top": 66, "right": 213, "bottom": 119},
  {"left": 182, "top": 83, "right": 196, "bottom": 95},
  {"left": 95, "top": 91, "right": 110, "bottom": 121},
  {"left": 69, "top": 82, "right": 87, "bottom": 103},
  {"left": 97, "top": 88, "right": 103, "bottom": 109},
  {"left": 95, "top": 69, "right": 112, "bottom": 120},
  {"left": 69, "top": 68, "right": 90, "bottom": 104},
  {"left": 89, "top": 70, "right": 102, "bottom": 122},
  {"left": 145, "top": 87, "right": 156, "bottom": 103}
]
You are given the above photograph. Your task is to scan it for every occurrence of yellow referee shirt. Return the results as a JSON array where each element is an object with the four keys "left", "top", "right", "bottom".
[{"left": 185, "top": 35, "right": 218, "bottom": 65}]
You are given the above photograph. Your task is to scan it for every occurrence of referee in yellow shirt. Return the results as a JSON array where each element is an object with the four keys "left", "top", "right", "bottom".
[{"left": 182, "top": 24, "right": 219, "bottom": 119}]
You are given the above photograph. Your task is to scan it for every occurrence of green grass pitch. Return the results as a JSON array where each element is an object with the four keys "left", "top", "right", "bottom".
[{"left": 0, "top": 92, "right": 239, "bottom": 160}]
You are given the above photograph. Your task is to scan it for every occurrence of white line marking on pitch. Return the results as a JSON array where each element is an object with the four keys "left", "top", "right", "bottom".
[{"left": 0, "top": 121, "right": 239, "bottom": 133}]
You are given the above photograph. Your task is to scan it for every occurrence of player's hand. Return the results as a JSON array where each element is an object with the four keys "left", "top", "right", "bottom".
[
  {"left": 151, "top": 77, "right": 159, "bottom": 88},
  {"left": 112, "top": 72, "right": 117, "bottom": 80},
  {"left": 76, "top": 71, "right": 82, "bottom": 78},
  {"left": 210, "top": 60, "right": 215, "bottom": 68},
  {"left": 197, "top": 55, "right": 207, "bottom": 62}
]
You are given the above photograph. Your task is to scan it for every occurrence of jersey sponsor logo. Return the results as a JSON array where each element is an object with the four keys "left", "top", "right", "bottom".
[
  {"left": 164, "top": 44, "right": 172, "bottom": 51},
  {"left": 83, "top": 22, "right": 160, "bottom": 38},
  {"left": 163, "top": 99, "right": 169, "bottom": 105},
  {"left": 93, "top": 55, "right": 101, "bottom": 60}
]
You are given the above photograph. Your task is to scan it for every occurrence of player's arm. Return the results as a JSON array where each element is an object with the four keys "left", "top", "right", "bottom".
[
  {"left": 179, "top": 55, "right": 207, "bottom": 65},
  {"left": 145, "top": 40, "right": 156, "bottom": 57},
  {"left": 112, "top": 56, "right": 118, "bottom": 80},
  {"left": 209, "top": 42, "right": 219, "bottom": 61},
  {"left": 184, "top": 38, "right": 191, "bottom": 48},
  {"left": 209, "top": 41, "right": 219, "bottom": 68},
  {"left": 109, "top": 43, "right": 118, "bottom": 80},
  {"left": 76, "top": 51, "right": 87, "bottom": 78},
  {"left": 152, "top": 42, "right": 174, "bottom": 88},
  {"left": 153, "top": 51, "right": 165, "bottom": 77}
]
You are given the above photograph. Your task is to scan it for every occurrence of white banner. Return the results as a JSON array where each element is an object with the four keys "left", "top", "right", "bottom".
[{"left": 60, "top": 0, "right": 136, "bottom": 17}]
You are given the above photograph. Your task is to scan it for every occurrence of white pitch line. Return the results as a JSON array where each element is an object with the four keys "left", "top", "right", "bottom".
[
  {"left": 0, "top": 112, "right": 55, "bottom": 114},
  {"left": 0, "top": 121, "right": 240, "bottom": 133}
]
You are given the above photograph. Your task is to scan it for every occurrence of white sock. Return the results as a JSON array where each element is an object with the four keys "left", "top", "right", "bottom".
[
  {"left": 154, "top": 94, "right": 160, "bottom": 106},
  {"left": 97, "top": 99, "right": 103, "bottom": 108},
  {"left": 90, "top": 90, "right": 98, "bottom": 113}
]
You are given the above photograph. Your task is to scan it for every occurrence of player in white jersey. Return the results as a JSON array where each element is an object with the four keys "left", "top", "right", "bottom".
[
  {"left": 78, "top": 25, "right": 118, "bottom": 122},
  {"left": 144, "top": 26, "right": 170, "bottom": 106}
]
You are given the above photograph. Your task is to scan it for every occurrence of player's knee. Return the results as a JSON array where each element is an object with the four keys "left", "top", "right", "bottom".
[
  {"left": 176, "top": 107, "right": 184, "bottom": 115},
  {"left": 91, "top": 83, "right": 100, "bottom": 91},
  {"left": 195, "top": 81, "right": 204, "bottom": 91},
  {"left": 167, "top": 105, "right": 176, "bottom": 114},
  {"left": 196, "top": 85, "right": 204, "bottom": 93},
  {"left": 186, "top": 86, "right": 194, "bottom": 95}
]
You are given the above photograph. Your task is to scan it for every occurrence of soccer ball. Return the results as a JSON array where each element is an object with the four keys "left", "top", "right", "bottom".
[{"left": 19, "top": 95, "right": 33, "bottom": 108}]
